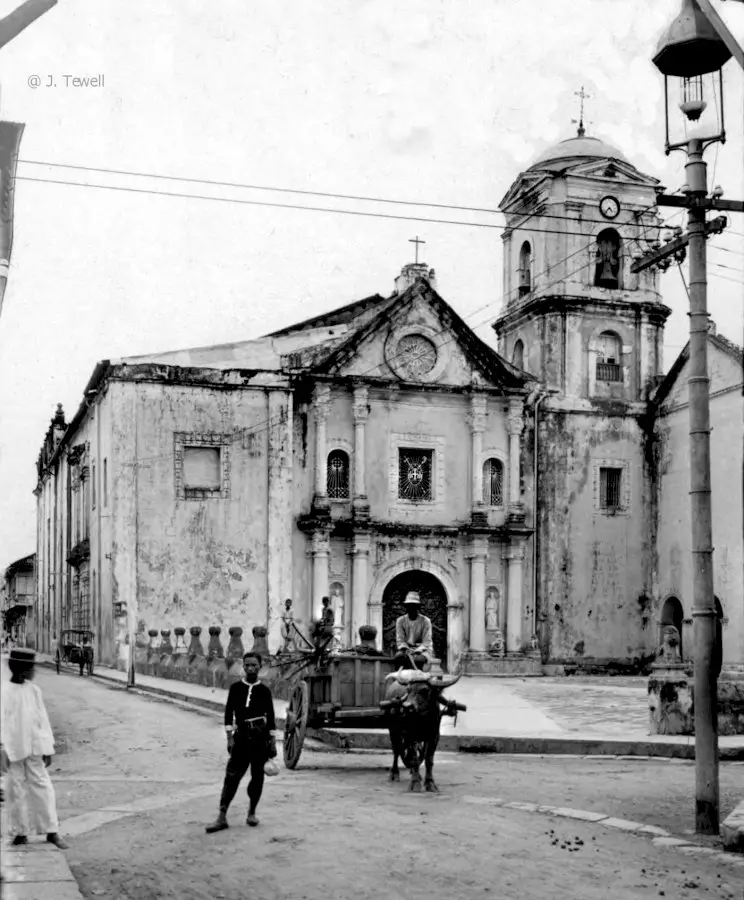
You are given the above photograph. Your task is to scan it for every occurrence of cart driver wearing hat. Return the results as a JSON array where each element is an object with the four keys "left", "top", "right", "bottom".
[{"left": 393, "top": 592, "right": 433, "bottom": 670}]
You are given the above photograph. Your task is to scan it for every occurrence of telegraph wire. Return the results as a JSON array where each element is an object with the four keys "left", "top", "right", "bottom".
[{"left": 17, "top": 162, "right": 684, "bottom": 234}]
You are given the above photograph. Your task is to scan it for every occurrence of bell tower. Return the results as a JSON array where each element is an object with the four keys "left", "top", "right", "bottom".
[
  {"left": 492, "top": 129, "right": 671, "bottom": 402},
  {"left": 493, "top": 126, "right": 673, "bottom": 672}
]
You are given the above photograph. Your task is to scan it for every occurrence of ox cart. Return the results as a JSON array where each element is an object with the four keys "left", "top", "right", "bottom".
[
  {"left": 55, "top": 629, "right": 94, "bottom": 676},
  {"left": 282, "top": 652, "right": 397, "bottom": 768},
  {"left": 278, "top": 623, "right": 466, "bottom": 773}
]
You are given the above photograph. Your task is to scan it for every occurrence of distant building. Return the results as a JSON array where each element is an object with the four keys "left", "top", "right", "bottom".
[{"left": 2, "top": 553, "right": 36, "bottom": 648}]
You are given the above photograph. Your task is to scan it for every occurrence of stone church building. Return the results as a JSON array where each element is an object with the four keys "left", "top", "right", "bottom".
[{"left": 33, "top": 131, "right": 743, "bottom": 672}]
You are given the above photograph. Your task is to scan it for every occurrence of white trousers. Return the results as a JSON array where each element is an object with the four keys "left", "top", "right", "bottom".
[{"left": 5, "top": 755, "right": 60, "bottom": 837}]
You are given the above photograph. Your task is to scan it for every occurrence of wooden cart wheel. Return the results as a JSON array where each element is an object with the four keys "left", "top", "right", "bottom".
[
  {"left": 87, "top": 654, "right": 94, "bottom": 677},
  {"left": 55, "top": 649, "right": 61, "bottom": 674},
  {"left": 283, "top": 682, "right": 309, "bottom": 770}
]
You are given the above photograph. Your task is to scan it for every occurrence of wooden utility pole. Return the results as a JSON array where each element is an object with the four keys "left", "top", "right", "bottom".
[{"left": 0, "top": 0, "right": 58, "bottom": 318}]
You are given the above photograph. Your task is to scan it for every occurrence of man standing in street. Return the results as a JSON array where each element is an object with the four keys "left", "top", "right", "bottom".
[
  {"left": 394, "top": 592, "right": 434, "bottom": 670},
  {"left": 0, "top": 648, "right": 68, "bottom": 848},
  {"left": 205, "top": 652, "right": 277, "bottom": 832}
]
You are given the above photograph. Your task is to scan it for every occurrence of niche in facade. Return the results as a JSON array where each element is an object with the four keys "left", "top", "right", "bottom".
[{"left": 518, "top": 241, "right": 532, "bottom": 296}]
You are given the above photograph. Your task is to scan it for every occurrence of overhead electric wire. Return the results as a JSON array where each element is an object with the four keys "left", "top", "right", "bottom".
[{"left": 18, "top": 159, "right": 679, "bottom": 233}]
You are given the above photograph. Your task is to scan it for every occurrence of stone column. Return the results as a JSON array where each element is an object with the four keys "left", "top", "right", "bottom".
[
  {"left": 468, "top": 537, "right": 489, "bottom": 652},
  {"left": 507, "top": 398, "right": 524, "bottom": 514},
  {"left": 352, "top": 384, "right": 369, "bottom": 502},
  {"left": 469, "top": 394, "right": 487, "bottom": 511},
  {"left": 311, "top": 532, "right": 330, "bottom": 622},
  {"left": 350, "top": 532, "right": 371, "bottom": 642},
  {"left": 267, "top": 389, "right": 294, "bottom": 651},
  {"left": 503, "top": 542, "right": 526, "bottom": 652},
  {"left": 313, "top": 384, "right": 331, "bottom": 500}
]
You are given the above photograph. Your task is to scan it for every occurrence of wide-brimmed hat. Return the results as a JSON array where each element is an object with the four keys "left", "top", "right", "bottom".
[
  {"left": 403, "top": 592, "right": 421, "bottom": 606},
  {"left": 9, "top": 648, "right": 35, "bottom": 665}
]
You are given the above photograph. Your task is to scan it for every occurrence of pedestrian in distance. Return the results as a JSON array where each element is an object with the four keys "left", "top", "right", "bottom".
[
  {"left": 0, "top": 648, "right": 68, "bottom": 848},
  {"left": 205, "top": 652, "right": 277, "bottom": 833}
]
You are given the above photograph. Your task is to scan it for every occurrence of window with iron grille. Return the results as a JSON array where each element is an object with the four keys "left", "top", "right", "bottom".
[
  {"left": 482, "top": 458, "right": 504, "bottom": 506},
  {"left": 398, "top": 449, "right": 433, "bottom": 501},
  {"left": 596, "top": 331, "right": 624, "bottom": 382},
  {"left": 599, "top": 467, "right": 622, "bottom": 510},
  {"left": 327, "top": 449, "right": 350, "bottom": 499},
  {"left": 72, "top": 574, "right": 91, "bottom": 630}
]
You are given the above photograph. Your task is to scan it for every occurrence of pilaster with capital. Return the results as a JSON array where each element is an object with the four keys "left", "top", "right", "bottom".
[
  {"left": 502, "top": 541, "right": 526, "bottom": 653},
  {"left": 507, "top": 398, "right": 525, "bottom": 511},
  {"left": 313, "top": 384, "right": 331, "bottom": 500},
  {"left": 352, "top": 384, "right": 369, "bottom": 501},
  {"left": 467, "top": 536, "right": 489, "bottom": 653},
  {"left": 469, "top": 394, "right": 488, "bottom": 509},
  {"left": 309, "top": 531, "right": 330, "bottom": 622},
  {"left": 349, "top": 532, "right": 371, "bottom": 643}
]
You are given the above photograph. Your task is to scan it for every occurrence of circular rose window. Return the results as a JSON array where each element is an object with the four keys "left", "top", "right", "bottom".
[{"left": 396, "top": 334, "right": 438, "bottom": 379}]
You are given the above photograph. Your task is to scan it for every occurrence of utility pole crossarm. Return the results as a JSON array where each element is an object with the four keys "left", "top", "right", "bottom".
[
  {"left": 631, "top": 216, "right": 727, "bottom": 272},
  {"left": 0, "top": 0, "right": 57, "bottom": 50}
]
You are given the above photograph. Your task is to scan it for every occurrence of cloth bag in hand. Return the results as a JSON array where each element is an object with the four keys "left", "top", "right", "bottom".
[{"left": 264, "top": 758, "right": 280, "bottom": 777}]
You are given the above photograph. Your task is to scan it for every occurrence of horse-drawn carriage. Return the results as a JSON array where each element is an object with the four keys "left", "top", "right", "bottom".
[
  {"left": 55, "top": 629, "right": 94, "bottom": 676},
  {"left": 277, "top": 620, "right": 465, "bottom": 779}
]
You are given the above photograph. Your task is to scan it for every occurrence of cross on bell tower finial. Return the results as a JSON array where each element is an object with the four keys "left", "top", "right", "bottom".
[
  {"left": 572, "top": 85, "right": 591, "bottom": 138},
  {"left": 409, "top": 235, "right": 425, "bottom": 264}
]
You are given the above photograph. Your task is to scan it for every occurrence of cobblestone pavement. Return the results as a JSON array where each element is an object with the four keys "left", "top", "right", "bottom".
[{"left": 4, "top": 668, "right": 743, "bottom": 900}]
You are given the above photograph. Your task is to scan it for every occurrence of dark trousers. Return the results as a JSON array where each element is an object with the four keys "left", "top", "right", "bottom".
[
  {"left": 219, "top": 732, "right": 267, "bottom": 814},
  {"left": 394, "top": 652, "right": 427, "bottom": 670}
]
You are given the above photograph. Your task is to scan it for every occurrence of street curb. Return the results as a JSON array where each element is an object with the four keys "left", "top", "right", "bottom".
[
  {"left": 0, "top": 842, "right": 85, "bottom": 900},
  {"left": 721, "top": 800, "right": 744, "bottom": 854},
  {"left": 461, "top": 796, "right": 744, "bottom": 867},
  {"left": 39, "top": 660, "right": 744, "bottom": 762}
]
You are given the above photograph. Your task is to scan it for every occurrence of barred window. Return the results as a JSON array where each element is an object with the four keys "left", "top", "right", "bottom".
[
  {"left": 327, "top": 449, "right": 350, "bottom": 499},
  {"left": 72, "top": 575, "right": 91, "bottom": 631},
  {"left": 596, "top": 331, "right": 623, "bottom": 382},
  {"left": 398, "top": 449, "right": 433, "bottom": 501},
  {"left": 482, "top": 458, "right": 504, "bottom": 506},
  {"left": 599, "top": 467, "right": 622, "bottom": 510}
]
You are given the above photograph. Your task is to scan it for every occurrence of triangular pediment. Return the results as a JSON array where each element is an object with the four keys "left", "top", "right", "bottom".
[
  {"left": 567, "top": 158, "right": 660, "bottom": 187},
  {"left": 499, "top": 172, "right": 551, "bottom": 211},
  {"left": 313, "top": 279, "right": 531, "bottom": 391}
]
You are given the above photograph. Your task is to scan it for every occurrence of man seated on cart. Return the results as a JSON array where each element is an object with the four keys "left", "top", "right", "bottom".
[{"left": 394, "top": 592, "right": 433, "bottom": 671}]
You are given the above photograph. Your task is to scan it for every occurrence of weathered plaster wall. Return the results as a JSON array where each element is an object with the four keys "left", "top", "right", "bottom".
[
  {"left": 111, "top": 382, "right": 277, "bottom": 643},
  {"left": 656, "top": 354, "right": 744, "bottom": 664},
  {"left": 537, "top": 409, "right": 654, "bottom": 663}
]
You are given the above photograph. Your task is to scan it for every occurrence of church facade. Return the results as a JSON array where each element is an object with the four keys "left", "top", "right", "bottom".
[
  {"left": 33, "top": 269, "right": 536, "bottom": 672},
  {"left": 33, "top": 131, "right": 742, "bottom": 672}
]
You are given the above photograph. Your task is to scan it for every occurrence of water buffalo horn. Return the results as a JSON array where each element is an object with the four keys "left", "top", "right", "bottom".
[{"left": 428, "top": 673, "right": 462, "bottom": 689}]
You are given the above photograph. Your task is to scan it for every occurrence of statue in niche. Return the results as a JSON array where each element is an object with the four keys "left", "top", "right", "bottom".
[
  {"left": 280, "top": 598, "right": 296, "bottom": 655},
  {"left": 485, "top": 588, "right": 500, "bottom": 633},
  {"left": 331, "top": 583, "right": 346, "bottom": 652}
]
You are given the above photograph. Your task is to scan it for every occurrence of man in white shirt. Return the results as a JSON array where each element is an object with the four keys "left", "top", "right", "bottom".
[
  {"left": 0, "top": 648, "right": 67, "bottom": 848},
  {"left": 394, "top": 592, "right": 433, "bottom": 670}
]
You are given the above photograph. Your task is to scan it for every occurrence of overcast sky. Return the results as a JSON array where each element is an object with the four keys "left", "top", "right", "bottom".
[{"left": 0, "top": 0, "right": 742, "bottom": 572}]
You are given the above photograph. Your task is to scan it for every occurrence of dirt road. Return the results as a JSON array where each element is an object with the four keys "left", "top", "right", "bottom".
[{"left": 18, "top": 667, "right": 744, "bottom": 899}]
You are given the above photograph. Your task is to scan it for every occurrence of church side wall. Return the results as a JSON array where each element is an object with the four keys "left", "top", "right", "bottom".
[
  {"left": 656, "top": 388, "right": 744, "bottom": 665},
  {"left": 109, "top": 381, "right": 275, "bottom": 653},
  {"left": 537, "top": 410, "right": 655, "bottom": 666}
]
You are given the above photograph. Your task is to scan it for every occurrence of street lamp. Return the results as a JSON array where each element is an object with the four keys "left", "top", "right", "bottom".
[{"left": 651, "top": 0, "right": 732, "bottom": 836}]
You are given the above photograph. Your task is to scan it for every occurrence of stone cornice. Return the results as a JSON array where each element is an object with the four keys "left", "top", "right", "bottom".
[{"left": 493, "top": 294, "right": 671, "bottom": 334}]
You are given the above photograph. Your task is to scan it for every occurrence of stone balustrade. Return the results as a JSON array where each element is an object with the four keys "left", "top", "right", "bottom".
[{"left": 127, "top": 621, "right": 386, "bottom": 699}]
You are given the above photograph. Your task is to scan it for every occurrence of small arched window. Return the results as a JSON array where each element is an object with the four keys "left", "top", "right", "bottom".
[
  {"left": 518, "top": 241, "right": 532, "bottom": 296},
  {"left": 482, "top": 458, "right": 504, "bottom": 507},
  {"left": 594, "top": 229, "right": 622, "bottom": 289},
  {"left": 327, "top": 449, "right": 350, "bottom": 500},
  {"left": 512, "top": 339, "right": 524, "bottom": 370},
  {"left": 596, "top": 331, "right": 623, "bottom": 382}
]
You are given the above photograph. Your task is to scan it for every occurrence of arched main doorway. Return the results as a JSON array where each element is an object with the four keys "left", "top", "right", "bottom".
[
  {"left": 382, "top": 570, "right": 448, "bottom": 670},
  {"left": 660, "top": 596, "right": 684, "bottom": 658}
]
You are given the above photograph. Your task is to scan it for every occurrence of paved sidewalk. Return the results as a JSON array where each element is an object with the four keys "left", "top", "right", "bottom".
[
  {"left": 36, "top": 653, "right": 744, "bottom": 760},
  {"left": 0, "top": 842, "right": 83, "bottom": 900}
]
